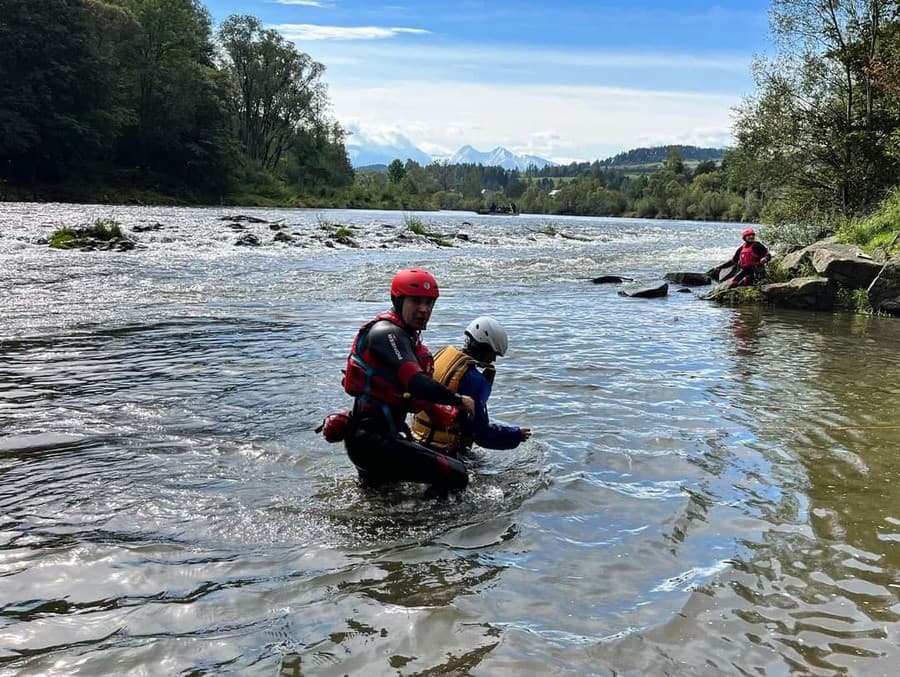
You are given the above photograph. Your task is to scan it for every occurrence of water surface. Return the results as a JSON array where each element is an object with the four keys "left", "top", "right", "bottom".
[{"left": 1, "top": 204, "right": 898, "bottom": 675}]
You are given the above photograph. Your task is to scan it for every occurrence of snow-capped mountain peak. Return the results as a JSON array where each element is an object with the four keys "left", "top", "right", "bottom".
[
  {"left": 342, "top": 124, "right": 556, "bottom": 170},
  {"left": 448, "top": 145, "right": 554, "bottom": 170}
]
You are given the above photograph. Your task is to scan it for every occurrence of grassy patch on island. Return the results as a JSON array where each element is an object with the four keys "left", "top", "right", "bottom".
[{"left": 48, "top": 218, "right": 129, "bottom": 249}]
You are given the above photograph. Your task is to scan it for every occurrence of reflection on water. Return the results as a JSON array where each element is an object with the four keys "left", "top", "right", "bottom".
[{"left": 1, "top": 204, "right": 899, "bottom": 674}]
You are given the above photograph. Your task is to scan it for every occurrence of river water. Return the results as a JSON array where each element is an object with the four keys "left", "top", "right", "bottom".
[{"left": 0, "top": 204, "right": 898, "bottom": 676}]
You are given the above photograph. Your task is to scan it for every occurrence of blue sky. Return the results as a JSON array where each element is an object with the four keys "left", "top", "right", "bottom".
[{"left": 203, "top": 0, "right": 773, "bottom": 162}]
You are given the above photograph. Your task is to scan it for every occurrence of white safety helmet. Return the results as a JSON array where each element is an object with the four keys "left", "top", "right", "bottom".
[{"left": 465, "top": 316, "right": 508, "bottom": 357}]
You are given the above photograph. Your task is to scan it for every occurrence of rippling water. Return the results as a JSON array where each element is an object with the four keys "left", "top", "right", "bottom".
[{"left": 1, "top": 203, "right": 898, "bottom": 675}]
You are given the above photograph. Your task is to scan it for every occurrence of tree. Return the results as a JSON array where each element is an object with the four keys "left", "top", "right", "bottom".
[
  {"left": 0, "top": 0, "right": 114, "bottom": 182},
  {"left": 112, "top": 0, "right": 234, "bottom": 193},
  {"left": 733, "top": 0, "right": 900, "bottom": 220},
  {"left": 218, "top": 15, "right": 328, "bottom": 171},
  {"left": 387, "top": 158, "right": 406, "bottom": 184},
  {"left": 285, "top": 121, "right": 353, "bottom": 194}
]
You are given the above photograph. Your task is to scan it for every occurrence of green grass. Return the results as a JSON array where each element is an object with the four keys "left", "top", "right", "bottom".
[
  {"left": 762, "top": 258, "right": 793, "bottom": 283},
  {"left": 91, "top": 218, "right": 123, "bottom": 240},
  {"left": 837, "top": 187, "right": 900, "bottom": 255},
  {"left": 400, "top": 213, "right": 454, "bottom": 247},
  {"left": 403, "top": 214, "right": 428, "bottom": 235},
  {"left": 48, "top": 218, "right": 126, "bottom": 249},
  {"left": 48, "top": 228, "right": 78, "bottom": 249},
  {"left": 834, "top": 284, "right": 874, "bottom": 313}
]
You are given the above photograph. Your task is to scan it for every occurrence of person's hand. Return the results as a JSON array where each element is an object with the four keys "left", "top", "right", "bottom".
[
  {"left": 459, "top": 395, "right": 475, "bottom": 417},
  {"left": 520, "top": 427, "right": 532, "bottom": 442}
]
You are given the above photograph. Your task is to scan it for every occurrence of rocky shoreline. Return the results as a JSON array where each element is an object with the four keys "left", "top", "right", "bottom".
[
  {"left": 591, "top": 235, "right": 900, "bottom": 317},
  {"left": 704, "top": 237, "right": 900, "bottom": 316}
]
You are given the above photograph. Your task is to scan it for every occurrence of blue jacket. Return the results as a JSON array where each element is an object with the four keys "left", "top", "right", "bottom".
[{"left": 457, "top": 366, "right": 522, "bottom": 449}]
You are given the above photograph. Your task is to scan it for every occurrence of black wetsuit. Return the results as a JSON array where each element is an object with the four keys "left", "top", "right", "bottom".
[{"left": 344, "top": 319, "right": 469, "bottom": 493}]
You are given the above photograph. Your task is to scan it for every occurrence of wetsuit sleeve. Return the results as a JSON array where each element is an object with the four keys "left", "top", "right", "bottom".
[
  {"left": 457, "top": 369, "right": 522, "bottom": 449},
  {"left": 367, "top": 321, "right": 461, "bottom": 405},
  {"left": 754, "top": 242, "right": 770, "bottom": 260},
  {"left": 726, "top": 246, "right": 742, "bottom": 266},
  {"left": 407, "top": 373, "right": 462, "bottom": 405}
]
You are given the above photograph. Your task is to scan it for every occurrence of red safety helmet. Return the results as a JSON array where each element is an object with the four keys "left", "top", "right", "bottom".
[
  {"left": 741, "top": 228, "right": 756, "bottom": 238},
  {"left": 390, "top": 268, "right": 440, "bottom": 298}
]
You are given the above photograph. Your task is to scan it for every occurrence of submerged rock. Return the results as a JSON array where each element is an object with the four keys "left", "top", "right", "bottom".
[
  {"left": 220, "top": 214, "right": 267, "bottom": 224},
  {"left": 591, "top": 275, "right": 633, "bottom": 284},
  {"left": 132, "top": 222, "right": 165, "bottom": 233},
  {"left": 235, "top": 233, "right": 260, "bottom": 246},
  {"left": 618, "top": 282, "right": 669, "bottom": 298}
]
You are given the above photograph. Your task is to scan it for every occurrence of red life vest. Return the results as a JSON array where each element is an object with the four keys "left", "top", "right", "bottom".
[
  {"left": 342, "top": 311, "right": 434, "bottom": 411},
  {"left": 739, "top": 242, "right": 764, "bottom": 269}
]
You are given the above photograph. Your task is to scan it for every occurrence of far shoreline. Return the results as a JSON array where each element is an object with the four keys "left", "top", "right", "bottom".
[{"left": 0, "top": 186, "right": 751, "bottom": 226}]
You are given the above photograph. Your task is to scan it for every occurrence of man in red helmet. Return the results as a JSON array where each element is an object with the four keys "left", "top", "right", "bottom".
[
  {"left": 341, "top": 268, "right": 476, "bottom": 495},
  {"left": 713, "top": 227, "right": 772, "bottom": 288}
]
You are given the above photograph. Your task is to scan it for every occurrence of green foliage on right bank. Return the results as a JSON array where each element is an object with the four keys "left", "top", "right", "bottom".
[
  {"left": 729, "top": 0, "right": 900, "bottom": 249},
  {"left": 838, "top": 187, "right": 900, "bottom": 255}
]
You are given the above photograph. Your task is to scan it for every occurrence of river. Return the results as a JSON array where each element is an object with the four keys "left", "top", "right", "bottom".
[{"left": 1, "top": 204, "right": 898, "bottom": 675}]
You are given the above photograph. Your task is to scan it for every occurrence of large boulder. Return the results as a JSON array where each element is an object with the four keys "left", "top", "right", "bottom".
[
  {"left": 618, "top": 282, "right": 669, "bottom": 298},
  {"left": 664, "top": 272, "right": 710, "bottom": 286},
  {"left": 810, "top": 245, "right": 882, "bottom": 288},
  {"left": 867, "top": 258, "right": 900, "bottom": 315},
  {"left": 780, "top": 237, "right": 840, "bottom": 274},
  {"left": 760, "top": 276, "right": 835, "bottom": 311}
]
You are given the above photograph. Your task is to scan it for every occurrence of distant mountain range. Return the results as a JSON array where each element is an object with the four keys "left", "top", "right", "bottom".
[
  {"left": 345, "top": 127, "right": 554, "bottom": 170},
  {"left": 445, "top": 145, "right": 555, "bottom": 170},
  {"left": 345, "top": 127, "right": 724, "bottom": 171}
]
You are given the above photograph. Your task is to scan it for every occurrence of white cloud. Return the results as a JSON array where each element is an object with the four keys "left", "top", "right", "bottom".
[
  {"left": 331, "top": 81, "right": 739, "bottom": 162},
  {"left": 418, "top": 141, "right": 454, "bottom": 157},
  {"left": 270, "top": 23, "right": 430, "bottom": 41}
]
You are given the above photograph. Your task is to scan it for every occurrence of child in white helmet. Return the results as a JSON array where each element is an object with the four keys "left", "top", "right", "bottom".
[{"left": 411, "top": 316, "right": 531, "bottom": 456}]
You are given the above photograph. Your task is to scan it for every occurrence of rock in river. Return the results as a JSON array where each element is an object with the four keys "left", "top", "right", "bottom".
[{"left": 618, "top": 282, "right": 669, "bottom": 298}]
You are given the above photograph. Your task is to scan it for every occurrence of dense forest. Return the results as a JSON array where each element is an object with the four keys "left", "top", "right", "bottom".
[
  {"left": 1, "top": 0, "right": 900, "bottom": 251},
  {"left": 0, "top": 0, "right": 352, "bottom": 203}
]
